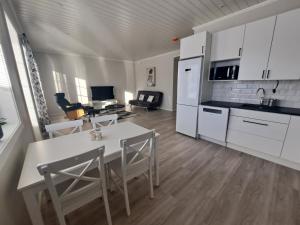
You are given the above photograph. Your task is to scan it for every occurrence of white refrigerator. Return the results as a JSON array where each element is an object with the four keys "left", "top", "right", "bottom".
[{"left": 176, "top": 57, "right": 202, "bottom": 138}]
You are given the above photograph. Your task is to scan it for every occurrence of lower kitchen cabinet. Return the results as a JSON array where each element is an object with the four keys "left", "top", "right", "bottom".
[
  {"left": 281, "top": 116, "right": 300, "bottom": 163},
  {"left": 200, "top": 105, "right": 300, "bottom": 170},
  {"left": 226, "top": 109, "right": 290, "bottom": 157},
  {"left": 227, "top": 129, "right": 284, "bottom": 157}
]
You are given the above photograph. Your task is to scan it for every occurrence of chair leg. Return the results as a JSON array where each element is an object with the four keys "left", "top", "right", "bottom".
[
  {"left": 102, "top": 188, "right": 112, "bottom": 225},
  {"left": 107, "top": 164, "right": 113, "bottom": 192},
  {"left": 123, "top": 180, "right": 131, "bottom": 216},
  {"left": 56, "top": 211, "right": 67, "bottom": 225},
  {"left": 149, "top": 167, "right": 154, "bottom": 199},
  {"left": 101, "top": 171, "right": 112, "bottom": 225}
]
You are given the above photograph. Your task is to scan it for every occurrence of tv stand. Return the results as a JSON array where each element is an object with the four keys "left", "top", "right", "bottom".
[{"left": 92, "top": 99, "right": 118, "bottom": 110}]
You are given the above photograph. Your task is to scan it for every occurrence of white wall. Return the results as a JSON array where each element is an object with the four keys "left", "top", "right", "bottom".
[
  {"left": 35, "top": 52, "right": 136, "bottom": 116},
  {"left": 0, "top": 1, "right": 34, "bottom": 225},
  {"left": 134, "top": 50, "right": 179, "bottom": 111}
]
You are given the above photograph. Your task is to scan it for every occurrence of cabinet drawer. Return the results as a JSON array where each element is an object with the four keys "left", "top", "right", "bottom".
[
  {"left": 227, "top": 129, "right": 283, "bottom": 157},
  {"left": 230, "top": 108, "right": 290, "bottom": 124},
  {"left": 228, "top": 115, "right": 288, "bottom": 141}
]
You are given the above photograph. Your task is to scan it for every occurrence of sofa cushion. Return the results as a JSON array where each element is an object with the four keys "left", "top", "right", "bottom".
[{"left": 147, "top": 95, "right": 154, "bottom": 102}]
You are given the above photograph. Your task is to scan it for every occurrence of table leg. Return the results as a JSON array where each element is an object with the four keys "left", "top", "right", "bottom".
[
  {"left": 154, "top": 136, "right": 159, "bottom": 187},
  {"left": 22, "top": 189, "right": 45, "bottom": 225}
]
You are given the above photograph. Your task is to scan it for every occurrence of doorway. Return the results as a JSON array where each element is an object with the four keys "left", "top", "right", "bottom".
[{"left": 172, "top": 56, "right": 179, "bottom": 111}]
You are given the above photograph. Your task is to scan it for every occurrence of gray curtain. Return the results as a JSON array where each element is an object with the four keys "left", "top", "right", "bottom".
[{"left": 21, "top": 33, "right": 50, "bottom": 133}]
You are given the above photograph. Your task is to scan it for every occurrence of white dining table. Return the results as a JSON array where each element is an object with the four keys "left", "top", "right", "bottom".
[{"left": 17, "top": 121, "right": 160, "bottom": 225}]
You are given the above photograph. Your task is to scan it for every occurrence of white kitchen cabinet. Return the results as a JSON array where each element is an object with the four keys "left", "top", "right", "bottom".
[
  {"left": 227, "top": 110, "right": 290, "bottom": 157},
  {"left": 227, "top": 129, "right": 284, "bottom": 157},
  {"left": 210, "top": 25, "right": 245, "bottom": 61},
  {"left": 267, "top": 8, "right": 300, "bottom": 80},
  {"left": 180, "top": 32, "right": 207, "bottom": 59},
  {"left": 228, "top": 115, "right": 288, "bottom": 142},
  {"left": 198, "top": 105, "right": 229, "bottom": 143},
  {"left": 281, "top": 116, "right": 300, "bottom": 163},
  {"left": 238, "top": 16, "right": 276, "bottom": 80}
]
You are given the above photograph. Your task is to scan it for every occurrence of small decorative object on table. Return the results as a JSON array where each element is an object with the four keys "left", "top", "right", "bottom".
[
  {"left": 0, "top": 118, "right": 7, "bottom": 140},
  {"left": 89, "top": 128, "right": 102, "bottom": 141}
]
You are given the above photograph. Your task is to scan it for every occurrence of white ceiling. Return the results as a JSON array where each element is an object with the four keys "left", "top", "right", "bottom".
[{"left": 11, "top": 0, "right": 266, "bottom": 60}]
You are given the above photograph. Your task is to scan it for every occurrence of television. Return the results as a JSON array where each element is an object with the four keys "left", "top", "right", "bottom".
[{"left": 91, "top": 86, "right": 114, "bottom": 101}]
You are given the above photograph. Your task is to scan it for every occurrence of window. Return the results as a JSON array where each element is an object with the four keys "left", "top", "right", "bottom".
[
  {"left": 0, "top": 44, "right": 10, "bottom": 88},
  {"left": 53, "top": 71, "right": 62, "bottom": 93},
  {"left": 4, "top": 12, "right": 40, "bottom": 138},
  {"left": 75, "top": 77, "right": 88, "bottom": 104},
  {"left": 53, "top": 71, "right": 70, "bottom": 100},
  {"left": 0, "top": 29, "right": 21, "bottom": 153}
]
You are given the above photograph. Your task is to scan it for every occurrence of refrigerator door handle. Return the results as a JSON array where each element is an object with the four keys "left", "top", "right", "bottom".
[{"left": 185, "top": 68, "right": 191, "bottom": 72}]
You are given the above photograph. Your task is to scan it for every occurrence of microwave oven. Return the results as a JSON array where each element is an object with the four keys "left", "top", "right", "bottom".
[{"left": 209, "top": 65, "right": 239, "bottom": 80}]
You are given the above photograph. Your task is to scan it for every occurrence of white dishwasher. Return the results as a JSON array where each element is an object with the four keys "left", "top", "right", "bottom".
[{"left": 198, "top": 105, "right": 229, "bottom": 145}]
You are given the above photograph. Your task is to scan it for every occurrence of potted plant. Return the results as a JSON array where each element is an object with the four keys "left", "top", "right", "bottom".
[{"left": 0, "top": 118, "right": 7, "bottom": 140}]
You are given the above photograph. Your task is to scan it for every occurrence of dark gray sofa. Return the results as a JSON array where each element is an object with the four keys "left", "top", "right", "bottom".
[{"left": 129, "top": 90, "right": 163, "bottom": 110}]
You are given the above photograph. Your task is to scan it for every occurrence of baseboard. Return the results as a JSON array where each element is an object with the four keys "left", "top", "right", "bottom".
[
  {"left": 160, "top": 107, "right": 174, "bottom": 111},
  {"left": 227, "top": 142, "right": 300, "bottom": 171}
]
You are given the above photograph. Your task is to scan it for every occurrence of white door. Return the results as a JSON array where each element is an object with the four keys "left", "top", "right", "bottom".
[
  {"left": 281, "top": 116, "right": 300, "bottom": 163},
  {"left": 198, "top": 106, "right": 229, "bottom": 142},
  {"left": 267, "top": 8, "right": 300, "bottom": 80},
  {"left": 180, "top": 32, "right": 206, "bottom": 59},
  {"left": 177, "top": 57, "right": 202, "bottom": 106},
  {"left": 210, "top": 25, "right": 245, "bottom": 61},
  {"left": 176, "top": 104, "right": 198, "bottom": 138},
  {"left": 239, "top": 16, "right": 276, "bottom": 80}
]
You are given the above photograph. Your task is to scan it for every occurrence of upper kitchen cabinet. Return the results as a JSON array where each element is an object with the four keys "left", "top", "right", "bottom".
[
  {"left": 180, "top": 32, "right": 207, "bottom": 60},
  {"left": 210, "top": 25, "right": 245, "bottom": 61},
  {"left": 238, "top": 16, "right": 276, "bottom": 80},
  {"left": 267, "top": 8, "right": 300, "bottom": 80}
]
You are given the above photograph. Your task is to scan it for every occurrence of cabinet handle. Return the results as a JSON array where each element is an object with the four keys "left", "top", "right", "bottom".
[
  {"left": 202, "top": 46, "right": 204, "bottom": 54},
  {"left": 266, "top": 70, "right": 271, "bottom": 79},
  {"left": 243, "top": 120, "right": 268, "bottom": 126},
  {"left": 203, "top": 108, "right": 222, "bottom": 114},
  {"left": 261, "top": 70, "right": 265, "bottom": 79},
  {"left": 238, "top": 48, "right": 242, "bottom": 57}
]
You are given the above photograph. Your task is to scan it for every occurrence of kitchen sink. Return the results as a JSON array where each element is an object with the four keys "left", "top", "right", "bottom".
[{"left": 241, "top": 104, "right": 275, "bottom": 110}]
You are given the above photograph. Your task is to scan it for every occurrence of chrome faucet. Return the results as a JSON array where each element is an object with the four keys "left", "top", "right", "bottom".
[{"left": 256, "top": 88, "right": 265, "bottom": 105}]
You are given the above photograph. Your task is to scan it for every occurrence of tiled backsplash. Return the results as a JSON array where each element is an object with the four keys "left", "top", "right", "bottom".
[{"left": 211, "top": 80, "right": 300, "bottom": 108}]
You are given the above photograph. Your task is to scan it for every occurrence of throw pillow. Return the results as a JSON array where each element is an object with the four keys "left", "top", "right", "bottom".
[
  {"left": 147, "top": 95, "right": 154, "bottom": 102},
  {"left": 139, "top": 94, "right": 145, "bottom": 101}
]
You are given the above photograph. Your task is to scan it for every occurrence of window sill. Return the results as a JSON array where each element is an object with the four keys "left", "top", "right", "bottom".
[{"left": 0, "top": 122, "right": 21, "bottom": 155}]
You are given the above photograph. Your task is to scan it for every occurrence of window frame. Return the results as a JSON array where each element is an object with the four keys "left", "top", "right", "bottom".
[{"left": 0, "top": 3, "right": 24, "bottom": 157}]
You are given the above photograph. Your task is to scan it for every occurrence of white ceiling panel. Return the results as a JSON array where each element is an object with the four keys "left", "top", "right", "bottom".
[{"left": 11, "top": 0, "right": 266, "bottom": 60}]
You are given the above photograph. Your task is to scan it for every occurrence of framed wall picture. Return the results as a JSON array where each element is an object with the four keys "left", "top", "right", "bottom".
[{"left": 146, "top": 67, "right": 156, "bottom": 87}]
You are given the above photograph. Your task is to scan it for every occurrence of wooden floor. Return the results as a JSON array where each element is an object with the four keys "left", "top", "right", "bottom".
[{"left": 44, "top": 109, "right": 300, "bottom": 225}]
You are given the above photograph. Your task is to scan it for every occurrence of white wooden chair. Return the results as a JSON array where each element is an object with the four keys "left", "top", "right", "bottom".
[
  {"left": 109, "top": 130, "right": 155, "bottom": 216},
  {"left": 45, "top": 119, "right": 83, "bottom": 138},
  {"left": 37, "top": 146, "right": 112, "bottom": 225},
  {"left": 90, "top": 114, "right": 118, "bottom": 129}
]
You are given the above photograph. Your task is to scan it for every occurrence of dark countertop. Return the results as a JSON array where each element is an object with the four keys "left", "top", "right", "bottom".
[{"left": 201, "top": 101, "right": 300, "bottom": 116}]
